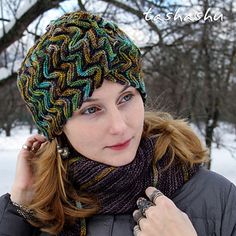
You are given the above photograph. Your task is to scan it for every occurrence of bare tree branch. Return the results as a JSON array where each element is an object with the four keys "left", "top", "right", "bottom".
[
  {"left": 100, "top": 0, "right": 163, "bottom": 45},
  {"left": 78, "top": 0, "right": 87, "bottom": 11},
  {"left": 0, "top": 18, "right": 10, "bottom": 22},
  {"left": 0, "top": 0, "right": 65, "bottom": 54}
]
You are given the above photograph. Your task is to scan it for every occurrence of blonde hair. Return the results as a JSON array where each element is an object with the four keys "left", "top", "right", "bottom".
[
  {"left": 143, "top": 111, "right": 208, "bottom": 166},
  {"left": 27, "top": 111, "right": 208, "bottom": 234},
  {"left": 29, "top": 141, "right": 99, "bottom": 233}
]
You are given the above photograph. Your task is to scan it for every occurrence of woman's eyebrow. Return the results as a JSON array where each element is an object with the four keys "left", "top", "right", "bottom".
[
  {"left": 83, "top": 85, "right": 131, "bottom": 103},
  {"left": 120, "top": 85, "right": 130, "bottom": 93}
]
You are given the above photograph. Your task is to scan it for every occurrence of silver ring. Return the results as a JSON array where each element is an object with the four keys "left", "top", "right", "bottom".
[
  {"left": 133, "top": 210, "right": 145, "bottom": 225},
  {"left": 22, "top": 144, "right": 32, "bottom": 151},
  {"left": 31, "top": 146, "right": 38, "bottom": 153},
  {"left": 137, "top": 197, "right": 154, "bottom": 216},
  {"left": 133, "top": 225, "right": 141, "bottom": 236},
  {"left": 150, "top": 190, "right": 163, "bottom": 203}
]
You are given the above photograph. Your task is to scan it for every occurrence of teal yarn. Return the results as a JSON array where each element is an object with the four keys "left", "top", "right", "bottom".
[{"left": 17, "top": 11, "right": 146, "bottom": 140}]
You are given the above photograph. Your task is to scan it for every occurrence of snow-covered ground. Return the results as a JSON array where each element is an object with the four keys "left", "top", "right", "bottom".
[{"left": 0, "top": 125, "right": 236, "bottom": 195}]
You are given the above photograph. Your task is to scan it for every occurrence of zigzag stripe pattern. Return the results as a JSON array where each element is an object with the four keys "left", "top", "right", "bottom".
[{"left": 17, "top": 11, "right": 146, "bottom": 140}]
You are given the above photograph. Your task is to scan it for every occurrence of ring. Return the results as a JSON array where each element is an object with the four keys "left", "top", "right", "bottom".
[
  {"left": 22, "top": 144, "right": 32, "bottom": 151},
  {"left": 149, "top": 189, "right": 163, "bottom": 203},
  {"left": 133, "top": 210, "right": 145, "bottom": 225},
  {"left": 137, "top": 197, "right": 154, "bottom": 216},
  {"left": 133, "top": 225, "right": 141, "bottom": 236},
  {"left": 31, "top": 146, "right": 37, "bottom": 153}
]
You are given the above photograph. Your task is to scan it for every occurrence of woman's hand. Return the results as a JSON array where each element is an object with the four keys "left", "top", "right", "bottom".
[
  {"left": 133, "top": 187, "right": 197, "bottom": 236},
  {"left": 10, "top": 134, "right": 47, "bottom": 205}
]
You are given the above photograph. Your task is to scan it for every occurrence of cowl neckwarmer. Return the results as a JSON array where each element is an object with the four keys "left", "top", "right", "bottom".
[{"left": 60, "top": 136, "right": 199, "bottom": 235}]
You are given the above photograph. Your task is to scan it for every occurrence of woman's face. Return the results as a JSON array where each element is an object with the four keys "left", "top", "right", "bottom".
[{"left": 63, "top": 80, "right": 145, "bottom": 166}]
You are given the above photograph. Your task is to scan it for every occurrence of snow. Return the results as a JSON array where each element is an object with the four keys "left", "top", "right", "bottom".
[
  {"left": 0, "top": 125, "right": 236, "bottom": 195},
  {"left": 0, "top": 0, "right": 38, "bottom": 38},
  {"left": 0, "top": 60, "right": 24, "bottom": 81},
  {"left": 0, "top": 67, "right": 11, "bottom": 81},
  {"left": 0, "top": 0, "right": 80, "bottom": 40}
]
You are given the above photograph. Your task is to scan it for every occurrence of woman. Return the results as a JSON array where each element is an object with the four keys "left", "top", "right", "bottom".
[{"left": 0, "top": 11, "right": 235, "bottom": 236}]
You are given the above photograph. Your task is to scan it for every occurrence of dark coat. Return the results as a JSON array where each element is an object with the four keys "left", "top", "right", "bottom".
[{"left": 0, "top": 167, "right": 236, "bottom": 236}]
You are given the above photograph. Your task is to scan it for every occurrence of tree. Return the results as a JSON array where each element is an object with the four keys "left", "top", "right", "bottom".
[{"left": 0, "top": 0, "right": 235, "bottom": 169}]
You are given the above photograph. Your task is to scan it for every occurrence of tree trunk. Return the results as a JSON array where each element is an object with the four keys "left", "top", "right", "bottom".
[
  {"left": 204, "top": 98, "right": 220, "bottom": 169},
  {"left": 0, "top": 0, "right": 64, "bottom": 54},
  {"left": 4, "top": 125, "right": 11, "bottom": 137}
]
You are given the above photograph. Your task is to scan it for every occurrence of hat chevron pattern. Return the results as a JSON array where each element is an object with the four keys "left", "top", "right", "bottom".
[{"left": 17, "top": 11, "right": 146, "bottom": 139}]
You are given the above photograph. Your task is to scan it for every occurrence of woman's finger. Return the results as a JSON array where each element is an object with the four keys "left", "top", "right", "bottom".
[
  {"left": 21, "top": 134, "right": 47, "bottom": 154},
  {"left": 133, "top": 209, "right": 145, "bottom": 224},
  {"left": 133, "top": 225, "right": 141, "bottom": 236},
  {"left": 145, "top": 187, "right": 165, "bottom": 204},
  {"left": 136, "top": 197, "right": 155, "bottom": 216},
  {"left": 25, "top": 134, "right": 47, "bottom": 146}
]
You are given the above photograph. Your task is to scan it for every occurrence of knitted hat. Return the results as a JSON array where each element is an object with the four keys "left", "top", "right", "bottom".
[{"left": 17, "top": 11, "right": 146, "bottom": 140}]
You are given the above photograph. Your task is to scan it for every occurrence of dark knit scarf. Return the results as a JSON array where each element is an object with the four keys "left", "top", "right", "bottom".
[{"left": 59, "top": 136, "right": 199, "bottom": 235}]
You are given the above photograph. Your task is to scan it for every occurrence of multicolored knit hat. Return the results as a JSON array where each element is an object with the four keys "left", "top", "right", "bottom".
[{"left": 17, "top": 11, "right": 146, "bottom": 140}]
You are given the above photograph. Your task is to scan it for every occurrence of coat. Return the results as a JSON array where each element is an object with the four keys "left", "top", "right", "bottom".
[{"left": 0, "top": 167, "right": 236, "bottom": 236}]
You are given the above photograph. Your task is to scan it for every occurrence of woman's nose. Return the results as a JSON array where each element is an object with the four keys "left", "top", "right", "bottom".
[{"left": 108, "top": 108, "right": 127, "bottom": 135}]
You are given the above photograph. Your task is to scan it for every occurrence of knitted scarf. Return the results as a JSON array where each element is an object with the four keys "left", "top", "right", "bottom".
[{"left": 60, "top": 136, "right": 199, "bottom": 235}]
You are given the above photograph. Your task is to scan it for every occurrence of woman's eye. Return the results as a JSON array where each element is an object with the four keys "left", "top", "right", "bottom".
[
  {"left": 82, "top": 107, "right": 100, "bottom": 115},
  {"left": 120, "top": 93, "right": 134, "bottom": 103}
]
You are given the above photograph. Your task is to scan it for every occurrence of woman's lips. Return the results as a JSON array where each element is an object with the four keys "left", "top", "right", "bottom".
[{"left": 107, "top": 138, "right": 132, "bottom": 151}]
